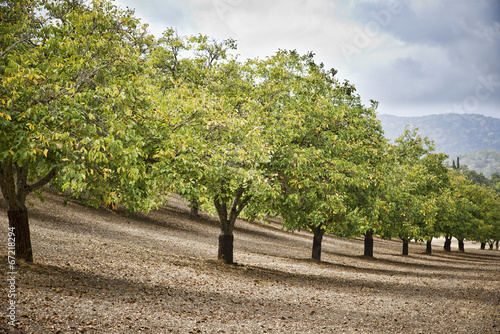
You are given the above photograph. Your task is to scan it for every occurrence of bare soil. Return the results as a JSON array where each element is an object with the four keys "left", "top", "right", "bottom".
[{"left": 1, "top": 190, "right": 499, "bottom": 333}]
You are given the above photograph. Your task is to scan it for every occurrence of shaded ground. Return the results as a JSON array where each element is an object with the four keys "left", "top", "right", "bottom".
[{"left": 1, "top": 191, "right": 499, "bottom": 333}]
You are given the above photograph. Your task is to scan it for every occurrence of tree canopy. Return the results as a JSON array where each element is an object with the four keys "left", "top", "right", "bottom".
[
  {"left": 1, "top": 0, "right": 153, "bottom": 260},
  {"left": 2, "top": 0, "right": 499, "bottom": 264}
]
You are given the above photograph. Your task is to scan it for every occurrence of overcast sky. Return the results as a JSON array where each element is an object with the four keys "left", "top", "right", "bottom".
[{"left": 115, "top": 0, "right": 500, "bottom": 118}]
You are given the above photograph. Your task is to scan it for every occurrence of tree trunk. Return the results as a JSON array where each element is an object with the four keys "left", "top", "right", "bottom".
[
  {"left": 213, "top": 186, "right": 250, "bottom": 265},
  {"left": 496, "top": 241, "right": 499, "bottom": 250},
  {"left": 1, "top": 162, "right": 58, "bottom": 263},
  {"left": 214, "top": 196, "right": 234, "bottom": 264},
  {"left": 190, "top": 199, "right": 199, "bottom": 216},
  {"left": 364, "top": 229, "right": 374, "bottom": 257},
  {"left": 444, "top": 236, "right": 452, "bottom": 252},
  {"left": 311, "top": 225, "right": 325, "bottom": 262},
  {"left": 458, "top": 238, "right": 465, "bottom": 252},
  {"left": 8, "top": 209, "right": 33, "bottom": 262},
  {"left": 489, "top": 242, "right": 494, "bottom": 250},
  {"left": 402, "top": 238, "right": 409, "bottom": 256},
  {"left": 426, "top": 240, "right": 432, "bottom": 254},
  {"left": 107, "top": 202, "right": 117, "bottom": 210},
  {"left": 480, "top": 242, "right": 486, "bottom": 250},
  {"left": 218, "top": 234, "right": 234, "bottom": 264}
]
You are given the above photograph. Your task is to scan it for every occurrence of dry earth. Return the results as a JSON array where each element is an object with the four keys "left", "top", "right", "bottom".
[{"left": 1, "top": 190, "right": 499, "bottom": 333}]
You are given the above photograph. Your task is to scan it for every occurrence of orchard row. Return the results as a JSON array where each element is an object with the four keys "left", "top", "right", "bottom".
[{"left": 1, "top": 0, "right": 498, "bottom": 263}]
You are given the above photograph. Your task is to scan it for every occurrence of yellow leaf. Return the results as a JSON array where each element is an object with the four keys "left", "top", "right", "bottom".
[{"left": 43, "top": 149, "right": 48, "bottom": 157}]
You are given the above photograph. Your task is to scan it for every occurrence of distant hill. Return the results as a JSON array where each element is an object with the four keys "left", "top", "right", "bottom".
[
  {"left": 377, "top": 113, "right": 500, "bottom": 177},
  {"left": 455, "top": 150, "right": 500, "bottom": 178}
]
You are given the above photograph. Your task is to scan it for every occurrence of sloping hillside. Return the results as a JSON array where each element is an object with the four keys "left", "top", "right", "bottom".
[
  {"left": 378, "top": 113, "right": 500, "bottom": 176},
  {"left": 458, "top": 149, "right": 500, "bottom": 177},
  {"left": 1, "top": 191, "right": 499, "bottom": 333}
]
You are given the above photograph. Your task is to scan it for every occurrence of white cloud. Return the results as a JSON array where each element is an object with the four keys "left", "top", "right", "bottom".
[
  {"left": 112, "top": 0, "right": 500, "bottom": 118},
  {"left": 185, "top": 0, "right": 341, "bottom": 58}
]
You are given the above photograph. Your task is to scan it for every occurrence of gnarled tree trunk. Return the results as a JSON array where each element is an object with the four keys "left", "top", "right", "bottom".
[
  {"left": 458, "top": 238, "right": 465, "bottom": 252},
  {"left": 364, "top": 229, "right": 374, "bottom": 257},
  {"left": 480, "top": 242, "right": 486, "bottom": 250},
  {"left": 401, "top": 238, "right": 409, "bottom": 256},
  {"left": 0, "top": 161, "right": 58, "bottom": 263},
  {"left": 213, "top": 186, "right": 250, "bottom": 264},
  {"left": 190, "top": 199, "right": 199, "bottom": 216},
  {"left": 426, "top": 239, "right": 432, "bottom": 254},
  {"left": 444, "top": 236, "right": 452, "bottom": 252},
  {"left": 8, "top": 208, "right": 32, "bottom": 262},
  {"left": 218, "top": 234, "right": 234, "bottom": 264},
  {"left": 311, "top": 225, "right": 325, "bottom": 262}
]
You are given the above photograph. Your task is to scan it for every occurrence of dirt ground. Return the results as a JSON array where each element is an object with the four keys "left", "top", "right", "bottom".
[{"left": 1, "top": 191, "right": 499, "bottom": 333}]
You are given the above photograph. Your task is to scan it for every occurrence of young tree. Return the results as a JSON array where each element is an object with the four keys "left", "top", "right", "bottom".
[
  {"left": 434, "top": 172, "right": 499, "bottom": 252},
  {"left": 1, "top": 0, "right": 152, "bottom": 261},
  {"left": 453, "top": 177, "right": 479, "bottom": 252},
  {"left": 380, "top": 129, "right": 449, "bottom": 255},
  {"left": 149, "top": 34, "right": 275, "bottom": 264},
  {"left": 463, "top": 182, "right": 500, "bottom": 250},
  {"left": 258, "top": 51, "right": 386, "bottom": 262},
  {"left": 174, "top": 63, "right": 272, "bottom": 264}
]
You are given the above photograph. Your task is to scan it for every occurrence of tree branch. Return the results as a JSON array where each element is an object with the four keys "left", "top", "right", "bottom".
[
  {"left": 236, "top": 193, "right": 252, "bottom": 215},
  {"left": 229, "top": 186, "right": 245, "bottom": 224},
  {"left": 214, "top": 195, "right": 228, "bottom": 226},
  {"left": 26, "top": 167, "right": 59, "bottom": 193},
  {"left": 0, "top": 38, "right": 30, "bottom": 58}
]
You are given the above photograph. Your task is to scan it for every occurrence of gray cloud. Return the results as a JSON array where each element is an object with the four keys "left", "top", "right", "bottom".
[
  {"left": 114, "top": 0, "right": 500, "bottom": 118},
  {"left": 336, "top": 1, "right": 500, "bottom": 117}
]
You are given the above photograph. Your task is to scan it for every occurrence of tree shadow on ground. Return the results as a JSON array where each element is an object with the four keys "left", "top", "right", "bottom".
[{"left": 6, "top": 256, "right": 383, "bottom": 333}]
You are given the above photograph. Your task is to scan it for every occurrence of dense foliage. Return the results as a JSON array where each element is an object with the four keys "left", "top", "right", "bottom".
[
  {"left": 1, "top": 0, "right": 153, "bottom": 261},
  {"left": 2, "top": 0, "right": 499, "bottom": 263},
  {"left": 379, "top": 129, "right": 450, "bottom": 255}
]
